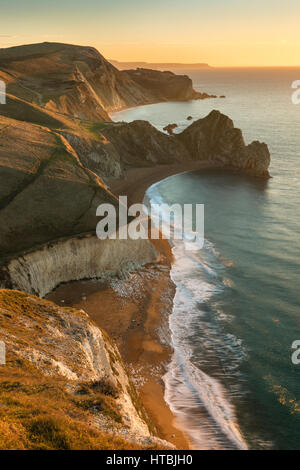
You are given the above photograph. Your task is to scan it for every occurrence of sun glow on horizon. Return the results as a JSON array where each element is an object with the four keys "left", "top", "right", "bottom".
[{"left": 1, "top": 0, "right": 300, "bottom": 67}]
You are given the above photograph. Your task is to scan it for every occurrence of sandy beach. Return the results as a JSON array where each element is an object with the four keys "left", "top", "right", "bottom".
[
  {"left": 48, "top": 160, "right": 216, "bottom": 449},
  {"left": 109, "top": 160, "right": 218, "bottom": 205}
]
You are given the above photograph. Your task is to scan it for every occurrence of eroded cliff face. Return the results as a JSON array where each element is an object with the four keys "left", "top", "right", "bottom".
[
  {"left": 0, "top": 289, "right": 172, "bottom": 449},
  {"left": 0, "top": 234, "right": 157, "bottom": 297}
]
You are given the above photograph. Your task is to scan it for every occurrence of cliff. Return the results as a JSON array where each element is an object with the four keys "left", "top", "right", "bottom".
[
  {"left": 0, "top": 42, "right": 208, "bottom": 122},
  {"left": 0, "top": 289, "right": 172, "bottom": 449},
  {"left": 1, "top": 234, "right": 157, "bottom": 298}
]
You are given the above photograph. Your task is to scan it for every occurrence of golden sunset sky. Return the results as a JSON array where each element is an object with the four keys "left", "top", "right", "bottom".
[{"left": 1, "top": 0, "right": 300, "bottom": 66}]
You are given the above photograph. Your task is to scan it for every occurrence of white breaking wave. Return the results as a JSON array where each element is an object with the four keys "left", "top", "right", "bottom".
[
  {"left": 164, "top": 356, "right": 247, "bottom": 450},
  {"left": 145, "top": 181, "right": 248, "bottom": 450}
]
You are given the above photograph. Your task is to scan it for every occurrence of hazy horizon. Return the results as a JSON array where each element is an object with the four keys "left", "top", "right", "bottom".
[
  {"left": 1, "top": 0, "right": 300, "bottom": 67},
  {"left": 1, "top": 41, "right": 300, "bottom": 69}
]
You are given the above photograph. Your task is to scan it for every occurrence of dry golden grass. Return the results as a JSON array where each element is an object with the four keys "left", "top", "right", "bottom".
[
  {"left": 0, "top": 290, "right": 164, "bottom": 450},
  {"left": 0, "top": 352, "right": 147, "bottom": 450}
]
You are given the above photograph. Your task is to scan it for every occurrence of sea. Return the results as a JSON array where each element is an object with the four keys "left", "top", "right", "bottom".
[{"left": 111, "top": 67, "right": 300, "bottom": 449}]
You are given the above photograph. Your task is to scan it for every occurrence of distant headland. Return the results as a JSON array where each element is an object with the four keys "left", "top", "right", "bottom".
[{"left": 110, "top": 59, "right": 212, "bottom": 71}]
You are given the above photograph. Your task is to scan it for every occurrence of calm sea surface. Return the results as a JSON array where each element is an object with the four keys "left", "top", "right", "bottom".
[{"left": 112, "top": 68, "right": 300, "bottom": 449}]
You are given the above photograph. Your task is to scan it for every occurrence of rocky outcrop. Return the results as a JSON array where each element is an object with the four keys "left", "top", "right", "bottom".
[
  {"left": 0, "top": 289, "right": 172, "bottom": 449},
  {"left": 0, "top": 43, "right": 270, "bottom": 282},
  {"left": 176, "top": 110, "right": 270, "bottom": 177}
]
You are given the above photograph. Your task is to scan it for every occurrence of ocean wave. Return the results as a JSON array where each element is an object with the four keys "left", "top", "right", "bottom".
[
  {"left": 164, "top": 356, "right": 247, "bottom": 450},
  {"left": 146, "top": 181, "right": 248, "bottom": 450}
]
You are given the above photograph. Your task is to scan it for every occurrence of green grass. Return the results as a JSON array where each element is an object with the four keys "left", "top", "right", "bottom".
[{"left": 78, "top": 121, "right": 112, "bottom": 141}]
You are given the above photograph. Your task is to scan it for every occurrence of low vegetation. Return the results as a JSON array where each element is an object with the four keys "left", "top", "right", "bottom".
[{"left": 0, "top": 290, "right": 166, "bottom": 450}]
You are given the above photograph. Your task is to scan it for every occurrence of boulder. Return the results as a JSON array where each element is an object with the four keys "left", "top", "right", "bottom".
[{"left": 163, "top": 123, "right": 178, "bottom": 135}]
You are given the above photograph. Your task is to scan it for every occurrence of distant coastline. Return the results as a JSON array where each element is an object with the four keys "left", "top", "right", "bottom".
[{"left": 110, "top": 59, "right": 211, "bottom": 71}]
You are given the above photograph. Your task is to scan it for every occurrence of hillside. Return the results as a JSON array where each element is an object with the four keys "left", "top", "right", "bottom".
[{"left": 0, "top": 42, "right": 208, "bottom": 122}]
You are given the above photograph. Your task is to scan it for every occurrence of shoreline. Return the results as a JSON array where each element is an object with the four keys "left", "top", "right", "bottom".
[
  {"left": 109, "top": 160, "right": 219, "bottom": 205},
  {"left": 109, "top": 101, "right": 168, "bottom": 119},
  {"left": 49, "top": 160, "right": 217, "bottom": 449},
  {"left": 48, "top": 266, "right": 191, "bottom": 449}
]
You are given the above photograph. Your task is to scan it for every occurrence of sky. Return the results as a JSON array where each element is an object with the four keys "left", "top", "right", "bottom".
[{"left": 0, "top": 0, "right": 300, "bottom": 66}]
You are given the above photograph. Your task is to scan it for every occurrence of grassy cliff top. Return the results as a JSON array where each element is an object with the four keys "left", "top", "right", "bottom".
[{"left": 0, "top": 289, "right": 164, "bottom": 450}]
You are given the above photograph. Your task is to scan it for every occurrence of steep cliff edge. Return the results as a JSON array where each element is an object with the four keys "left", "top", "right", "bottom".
[
  {"left": 1, "top": 234, "right": 157, "bottom": 298},
  {"left": 0, "top": 289, "right": 172, "bottom": 449},
  {"left": 0, "top": 42, "right": 208, "bottom": 122}
]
